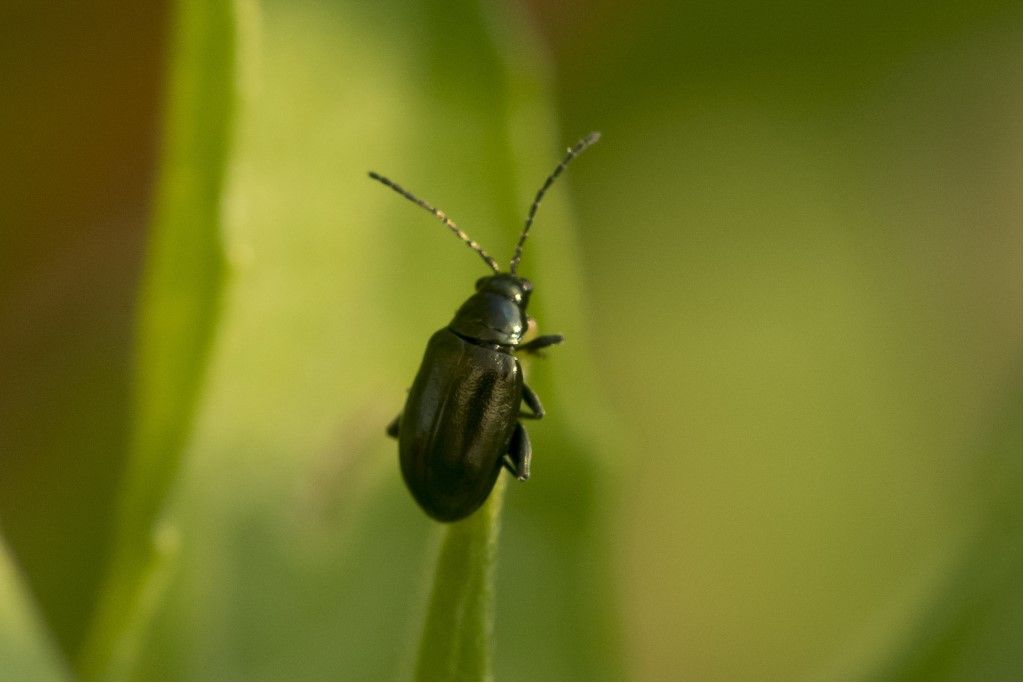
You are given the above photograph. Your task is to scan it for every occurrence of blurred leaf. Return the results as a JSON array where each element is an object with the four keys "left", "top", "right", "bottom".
[
  {"left": 0, "top": 539, "right": 68, "bottom": 680},
  {"left": 542, "top": 1, "right": 1019, "bottom": 678},
  {"left": 868, "top": 386, "right": 1022, "bottom": 681},
  {"left": 415, "top": 479, "right": 506, "bottom": 681},
  {"left": 126, "top": 0, "right": 623, "bottom": 679},
  {"left": 0, "top": 2, "right": 164, "bottom": 672},
  {"left": 77, "top": 0, "right": 235, "bottom": 677}
]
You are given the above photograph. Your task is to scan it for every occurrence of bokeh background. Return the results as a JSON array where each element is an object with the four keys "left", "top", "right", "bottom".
[{"left": 0, "top": 0, "right": 1019, "bottom": 680}]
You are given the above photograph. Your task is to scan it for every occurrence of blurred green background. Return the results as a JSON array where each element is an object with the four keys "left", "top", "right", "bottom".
[{"left": 0, "top": 0, "right": 1019, "bottom": 680}]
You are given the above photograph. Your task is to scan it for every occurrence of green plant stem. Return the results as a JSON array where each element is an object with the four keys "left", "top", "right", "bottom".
[{"left": 415, "top": 476, "right": 508, "bottom": 681}]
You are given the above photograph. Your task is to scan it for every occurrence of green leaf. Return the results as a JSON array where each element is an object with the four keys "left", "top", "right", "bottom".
[
  {"left": 415, "top": 479, "right": 507, "bottom": 681},
  {"left": 77, "top": 0, "right": 235, "bottom": 677},
  {"left": 0, "top": 539, "right": 68, "bottom": 680},
  {"left": 0, "top": 1, "right": 232, "bottom": 676}
]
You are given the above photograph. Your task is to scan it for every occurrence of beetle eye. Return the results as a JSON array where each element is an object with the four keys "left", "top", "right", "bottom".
[
  {"left": 520, "top": 279, "right": 533, "bottom": 293},
  {"left": 475, "top": 277, "right": 488, "bottom": 291}
]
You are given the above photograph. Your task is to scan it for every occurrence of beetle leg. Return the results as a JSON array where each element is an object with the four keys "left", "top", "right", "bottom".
[
  {"left": 386, "top": 414, "right": 401, "bottom": 439},
  {"left": 503, "top": 422, "right": 532, "bottom": 481},
  {"left": 518, "top": 334, "right": 564, "bottom": 354},
  {"left": 519, "top": 383, "right": 545, "bottom": 419}
]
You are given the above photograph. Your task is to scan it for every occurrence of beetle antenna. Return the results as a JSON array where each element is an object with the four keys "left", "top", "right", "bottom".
[
  {"left": 509, "top": 131, "right": 600, "bottom": 274},
  {"left": 369, "top": 171, "right": 501, "bottom": 273}
]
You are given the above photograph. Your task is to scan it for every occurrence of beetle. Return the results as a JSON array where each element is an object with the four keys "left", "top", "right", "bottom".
[{"left": 368, "top": 132, "right": 600, "bottom": 522}]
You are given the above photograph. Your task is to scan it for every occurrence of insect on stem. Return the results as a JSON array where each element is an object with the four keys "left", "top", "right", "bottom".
[
  {"left": 368, "top": 171, "right": 500, "bottom": 273},
  {"left": 378, "top": 133, "right": 597, "bottom": 523},
  {"left": 509, "top": 131, "right": 601, "bottom": 275}
]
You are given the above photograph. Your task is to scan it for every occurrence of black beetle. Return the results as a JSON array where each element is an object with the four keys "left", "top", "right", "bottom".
[{"left": 369, "top": 132, "right": 600, "bottom": 522}]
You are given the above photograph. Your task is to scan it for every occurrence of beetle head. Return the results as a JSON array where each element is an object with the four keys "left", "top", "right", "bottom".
[
  {"left": 474, "top": 274, "right": 533, "bottom": 309},
  {"left": 450, "top": 274, "right": 533, "bottom": 345}
]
